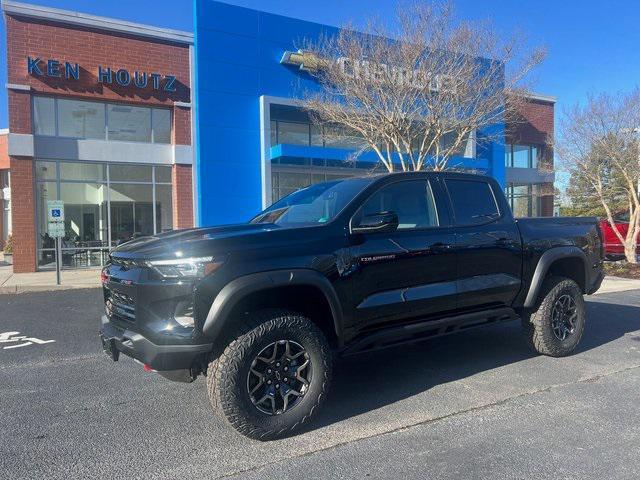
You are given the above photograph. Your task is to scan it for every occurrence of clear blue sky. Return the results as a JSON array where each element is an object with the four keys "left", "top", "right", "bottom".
[{"left": 1, "top": 0, "right": 639, "bottom": 130}]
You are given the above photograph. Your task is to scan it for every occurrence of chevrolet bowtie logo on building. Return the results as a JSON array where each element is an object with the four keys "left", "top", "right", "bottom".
[{"left": 280, "top": 49, "right": 327, "bottom": 73}]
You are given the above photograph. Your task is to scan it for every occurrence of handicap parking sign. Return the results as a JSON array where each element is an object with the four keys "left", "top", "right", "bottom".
[{"left": 47, "top": 200, "right": 65, "bottom": 222}]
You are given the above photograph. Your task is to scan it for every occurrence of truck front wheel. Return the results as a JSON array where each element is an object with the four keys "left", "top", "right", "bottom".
[
  {"left": 206, "top": 309, "right": 332, "bottom": 440},
  {"left": 522, "top": 276, "right": 586, "bottom": 357}
]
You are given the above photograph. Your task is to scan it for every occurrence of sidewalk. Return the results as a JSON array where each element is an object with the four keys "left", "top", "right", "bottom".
[
  {"left": 0, "top": 255, "right": 101, "bottom": 294},
  {"left": 594, "top": 275, "right": 640, "bottom": 295}
]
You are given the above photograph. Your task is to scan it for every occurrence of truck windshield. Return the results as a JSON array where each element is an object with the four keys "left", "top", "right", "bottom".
[{"left": 250, "top": 177, "right": 373, "bottom": 227}]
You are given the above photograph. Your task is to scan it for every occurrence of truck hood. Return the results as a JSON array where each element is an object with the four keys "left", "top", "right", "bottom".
[{"left": 110, "top": 223, "right": 281, "bottom": 260}]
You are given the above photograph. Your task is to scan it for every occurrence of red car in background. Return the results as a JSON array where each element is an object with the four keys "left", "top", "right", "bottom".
[{"left": 599, "top": 214, "right": 640, "bottom": 260}]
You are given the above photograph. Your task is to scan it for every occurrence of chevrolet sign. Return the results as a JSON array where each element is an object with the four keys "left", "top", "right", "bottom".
[{"left": 280, "top": 49, "right": 453, "bottom": 92}]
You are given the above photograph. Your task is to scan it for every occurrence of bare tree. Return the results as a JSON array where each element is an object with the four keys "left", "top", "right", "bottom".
[
  {"left": 290, "top": 1, "right": 545, "bottom": 172},
  {"left": 559, "top": 90, "right": 640, "bottom": 263}
]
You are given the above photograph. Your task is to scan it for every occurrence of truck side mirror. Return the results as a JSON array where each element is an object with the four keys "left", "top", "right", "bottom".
[{"left": 351, "top": 211, "right": 399, "bottom": 234}]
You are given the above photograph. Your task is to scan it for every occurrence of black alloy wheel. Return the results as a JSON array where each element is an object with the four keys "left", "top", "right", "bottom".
[
  {"left": 247, "top": 340, "right": 312, "bottom": 415},
  {"left": 551, "top": 294, "right": 578, "bottom": 341}
]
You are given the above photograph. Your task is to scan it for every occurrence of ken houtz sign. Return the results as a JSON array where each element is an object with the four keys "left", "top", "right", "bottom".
[{"left": 27, "top": 56, "right": 177, "bottom": 92}]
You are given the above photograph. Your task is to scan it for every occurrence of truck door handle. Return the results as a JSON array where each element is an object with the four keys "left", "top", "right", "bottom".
[
  {"left": 496, "top": 237, "right": 509, "bottom": 246},
  {"left": 429, "top": 242, "right": 452, "bottom": 253}
]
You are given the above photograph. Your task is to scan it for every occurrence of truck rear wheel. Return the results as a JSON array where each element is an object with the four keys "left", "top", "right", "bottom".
[
  {"left": 206, "top": 309, "right": 332, "bottom": 440},
  {"left": 522, "top": 276, "right": 586, "bottom": 357}
]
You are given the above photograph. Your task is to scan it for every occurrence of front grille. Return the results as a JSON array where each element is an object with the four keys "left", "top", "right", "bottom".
[{"left": 106, "top": 289, "right": 136, "bottom": 322}]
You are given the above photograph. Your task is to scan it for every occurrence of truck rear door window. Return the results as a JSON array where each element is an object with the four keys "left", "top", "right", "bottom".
[{"left": 446, "top": 179, "right": 500, "bottom": 226}]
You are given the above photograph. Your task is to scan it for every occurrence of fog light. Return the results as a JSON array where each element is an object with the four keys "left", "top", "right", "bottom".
[
  {"left": 174, "top": 316, "right": 195, "bottom": 328},
  {"left": 174, "top": 299, "right": 195, "bottom": 328}
]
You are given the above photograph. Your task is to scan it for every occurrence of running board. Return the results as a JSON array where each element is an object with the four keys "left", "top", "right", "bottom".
[{"left": 340, "top": 307, "right": 519, "bottom": 356}]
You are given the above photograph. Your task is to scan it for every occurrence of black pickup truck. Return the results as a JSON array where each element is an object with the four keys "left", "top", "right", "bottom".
[{"left": 100, "top": 172, "right": 604, "bottom": 440}]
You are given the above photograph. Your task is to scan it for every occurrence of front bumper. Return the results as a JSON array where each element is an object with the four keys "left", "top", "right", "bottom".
[{"left": 99, "top": 315, "right": 212, "bottom": 372}]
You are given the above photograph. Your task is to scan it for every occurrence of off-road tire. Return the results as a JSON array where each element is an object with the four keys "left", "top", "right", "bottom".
[
  {"left": 522, "top": 276, "right": 586, "bottom": 357},
  {"left": 206, "top": 309, "right": 332, "bottom": 440}
]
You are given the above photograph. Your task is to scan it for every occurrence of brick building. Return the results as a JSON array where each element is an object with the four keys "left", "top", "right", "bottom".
[
  {"left": 505, "top": 95, "right": 556, "bottom": 217},
  {"left": 2, "top": 1, "right": 194, "bottom": 272}
]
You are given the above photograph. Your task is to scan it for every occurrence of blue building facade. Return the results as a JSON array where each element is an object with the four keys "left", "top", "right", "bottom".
[{"left": 193, "top": 1, "right": 505, "bottom": 227}]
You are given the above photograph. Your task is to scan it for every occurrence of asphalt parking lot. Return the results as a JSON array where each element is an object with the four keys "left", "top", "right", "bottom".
[{"left": 1, "top": 288, "right": 639, "bottom": 479}]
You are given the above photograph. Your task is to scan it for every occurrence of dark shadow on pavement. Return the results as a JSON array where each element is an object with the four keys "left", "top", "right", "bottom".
[{"left": 306, "top": 300, "right": 640, "bottom": 433}]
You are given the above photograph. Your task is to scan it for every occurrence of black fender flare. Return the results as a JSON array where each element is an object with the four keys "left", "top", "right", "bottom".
[
  {"left": 524, "top": 246, "right": 588, "bottom": 308},
  {"left": 202, "top": 269, "right": 344, "bottom": 341}
]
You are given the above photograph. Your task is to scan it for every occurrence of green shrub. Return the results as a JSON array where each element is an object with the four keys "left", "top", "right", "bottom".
[{"left": 3, "top": 234, "right": 13, "bottom": 254}]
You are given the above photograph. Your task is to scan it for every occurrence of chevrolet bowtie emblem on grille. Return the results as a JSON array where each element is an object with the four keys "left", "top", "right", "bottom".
[{"left": 280, "top": 49, "right": 327, "bottom": 73}]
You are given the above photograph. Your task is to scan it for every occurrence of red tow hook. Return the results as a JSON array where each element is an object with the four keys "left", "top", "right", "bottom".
[{"left": 143, "top": 364, "right": 157, "bottom": 373}]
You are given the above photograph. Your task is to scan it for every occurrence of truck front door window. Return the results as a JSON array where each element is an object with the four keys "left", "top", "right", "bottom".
[{"left": 357, "top": 180, "right": 439, "bottom": 230}]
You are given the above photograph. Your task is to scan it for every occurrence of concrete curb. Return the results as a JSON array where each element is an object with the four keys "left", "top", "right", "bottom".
[
  {"left": 0, "top": 264, "right": 101, "bottom": 294},
  {"left": 0, "top": 284, "right": 101, "bottom": 294}
]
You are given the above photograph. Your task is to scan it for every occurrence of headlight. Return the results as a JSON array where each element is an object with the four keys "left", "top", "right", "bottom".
[{"left": 147, "top": 256, "right": 225, "bottom": 279}]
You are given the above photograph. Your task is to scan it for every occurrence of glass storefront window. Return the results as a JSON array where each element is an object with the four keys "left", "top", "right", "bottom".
[
  {"left": 60, "top": 162, "right": 106, "bottom": 181},
  {"left": 32, "top": 96, "right": 172, "bottom": 144},
  {"left": 271, "top": 168, "right": 361, "bottom": 202},
  {"left": 155, "top": 184, "right": 174, "bottom": 234},
  {"left": 59, "top": 183, "right": 109, "bottom": 242},
  {"left": 57, "top": 99, "right": 106, "bottom": 139},
  {"left": 270, "top": 106, "right": 474, "bottom": 158},
  {"left": 279, "top": 172, "right": 312, "bottom": 189},
  {"left": 33, "top": 97, "right": 56, "bottom": 136},
  {"left": 34, "top": 161, "right": 175, "bottom": 269},
  {"left": 324, "top": 125, "right": 362, "bottom": 149},
  {"left": 109, "top": 184, "right": 154, "bottom": 245},
  {"left": 510, "top": 185, "right": 530, "bottom": 217},
  {"left": 109, "top": 164, "right": 153, "bottom": 182},
  {"left": 506, "top": 183, "right": 543, "bottom": 218},
  {"left": 35, "top": 161, "right": 57, "bottom": 181},
  {"left": 59, "top": 183, "right": 109, "bottom": 267},
  {"left": 504, "top": 145, "right": 512, "bottom": 167},
  {"left": 531, "top": 184, "right": 544, "bottom": 216},
  {"left": 505, "top": 144, "right": 540, "bottom": 169},
  {"left": 531, "top": 146, "right": 539, "bottom": 169},
  {"left": 272, "top": 172, "right": 311, "bottom": 200},
  {"left": 35, "top": 181, "right": 58, "bottom": 268},
  {"left": 278, "top": 122, "right": 310, "bottom": 145},
  {"left": 107, "top": 104, "right": 152, "bottom": 142},
  {"left": 152, "top": 108, "right": 171, "bottom": 144},
  {"left": 310, "top": 125, "right": 324, "bottom": 146},
  {"left": 155, "top": 166, "right": 172, "bottom": 183},
  {"left": 512, "top": 145, "right": 529, "bottom": 168}
]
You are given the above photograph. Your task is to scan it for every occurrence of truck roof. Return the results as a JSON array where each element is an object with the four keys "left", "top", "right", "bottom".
[{"left": 351, "top": 170, "right": 494, "bottom": 182}]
